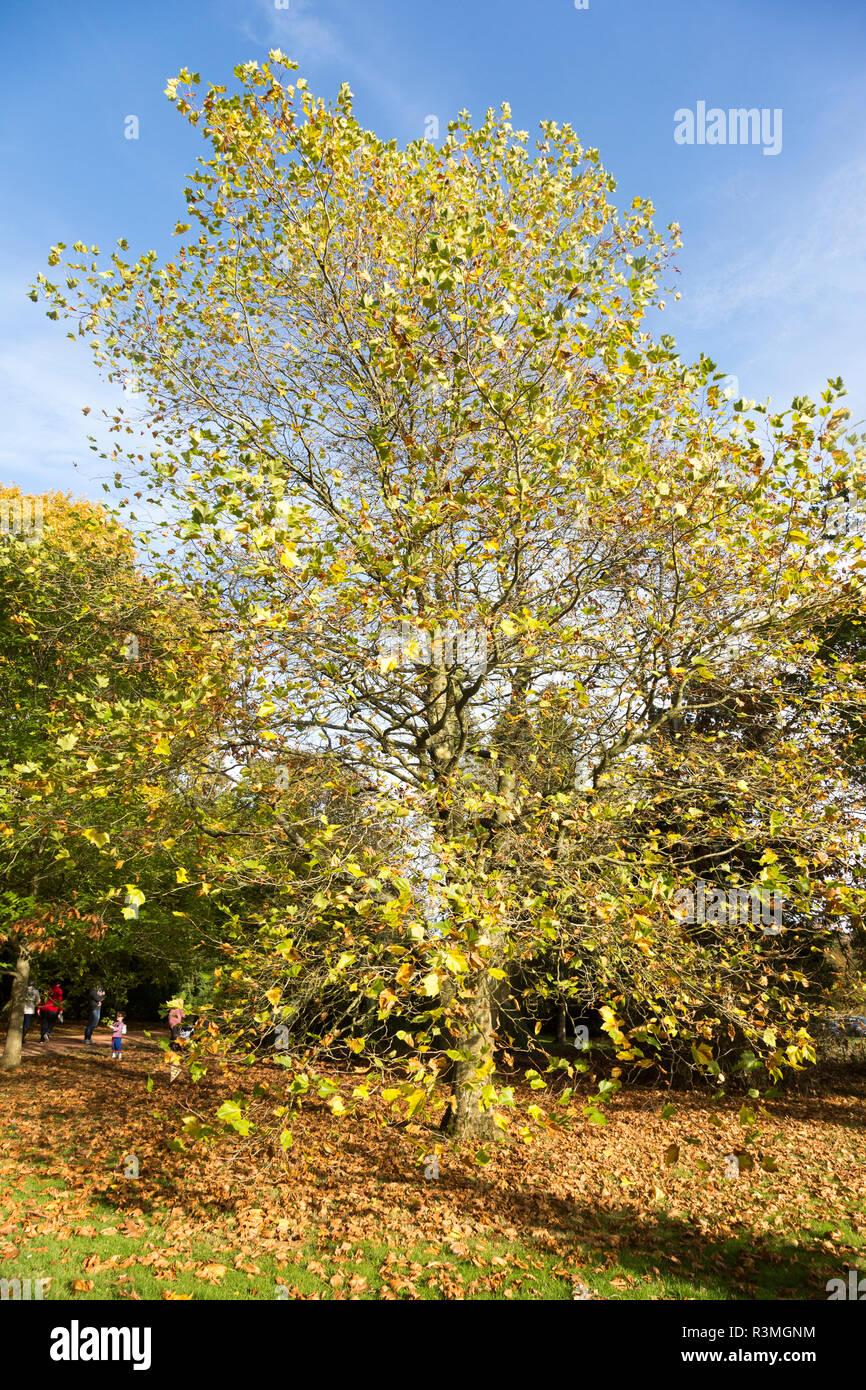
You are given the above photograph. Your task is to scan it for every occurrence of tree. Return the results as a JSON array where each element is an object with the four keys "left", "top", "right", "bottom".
[
  {"left": 0, "top": 489, "right": 233, "bottom": 1069},
  {"left": 34, "top": 57, "right": 866, "bottom": 1137}
]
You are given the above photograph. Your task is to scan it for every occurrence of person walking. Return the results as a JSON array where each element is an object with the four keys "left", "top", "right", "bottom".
[
  {"left": 39, "top": 983, "right": 63, "bottom": 1043},
  {"left": 22, "top": 983, "right": 40, "bottom": 1042},
  {"left": 110, "top": 1012, "right": 127, "bottom": 1060},
  {"left": 168, "top": 1002, "right": 184, "bottom": 1043},
  {"left": 83, "top": 982, "right": 106, "bottom": 1043}
]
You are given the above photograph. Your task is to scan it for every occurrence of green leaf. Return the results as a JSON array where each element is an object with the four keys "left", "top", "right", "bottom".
[{"left": 215, "top": 1100, "right": 251, "bottom": 1136}]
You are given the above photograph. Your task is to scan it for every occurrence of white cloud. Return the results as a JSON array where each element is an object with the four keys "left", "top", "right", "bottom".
[
  {"left": 683, "top": 153, "right": 866, "bottom": 329},
  {"left": 238, "top": 0, "right": 420, "bottom": 131},
  {"left": 0, "top": 272, "right": 133, "bottom": 499},
  {"left": 665, "top": 149, "right": 866, "bottom": 418},
  {"left": 240, "top": 0, "right": 344, "bottom": 65}
]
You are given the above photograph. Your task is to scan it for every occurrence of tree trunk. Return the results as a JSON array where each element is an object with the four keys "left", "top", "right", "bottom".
[
  {"left": 440, "top": 960, "right": 498, "bottom": 1142},
  {"left": 556, "top": 1002, "right": 567, "bottom": 1045},
  {"left": 0, "top": 945, "right": 30, "bottom": 1072}
]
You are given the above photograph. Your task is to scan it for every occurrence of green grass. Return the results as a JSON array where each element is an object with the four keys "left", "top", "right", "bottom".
[{"left": 4, "top": 1167, "right": 860, "bottom": 1300}]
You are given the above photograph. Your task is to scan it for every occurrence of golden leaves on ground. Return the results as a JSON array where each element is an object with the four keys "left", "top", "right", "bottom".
[{"left": 0, "top": 1048, "right": 863, "bottom": 1299}]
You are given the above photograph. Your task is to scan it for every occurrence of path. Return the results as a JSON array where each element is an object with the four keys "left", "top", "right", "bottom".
[{"left": 16, "top": 1021, "right": 166, "bottom": 1063}]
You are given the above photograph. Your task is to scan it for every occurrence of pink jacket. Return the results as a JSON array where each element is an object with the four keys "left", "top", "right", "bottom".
[{"left": 168, "top": 1008, "right": 183, "bottom": 1028}]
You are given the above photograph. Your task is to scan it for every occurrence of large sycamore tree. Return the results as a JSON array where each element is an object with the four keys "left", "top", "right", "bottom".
[{"left": 35, "top": 56, "right": 866, "bottom": 1139}]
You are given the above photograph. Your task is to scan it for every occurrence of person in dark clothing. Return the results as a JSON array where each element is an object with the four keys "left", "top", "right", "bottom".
[{"left": 84, "top": 982, "right": 106, "bottom": 1042}]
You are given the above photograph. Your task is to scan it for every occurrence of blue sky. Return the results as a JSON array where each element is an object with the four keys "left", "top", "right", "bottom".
[{"left": 2, "top": 0, "right": 865, "bottom": 498}]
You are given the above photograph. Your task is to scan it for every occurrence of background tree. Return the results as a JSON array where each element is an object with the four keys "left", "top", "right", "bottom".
[{"left": 0, "top": 489, "right": 233, "bottom": 1069}]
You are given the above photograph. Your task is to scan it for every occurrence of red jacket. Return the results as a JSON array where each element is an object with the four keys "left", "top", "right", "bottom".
[{"left": 39, "top": 986, "right": 63, "bottom": 1014}]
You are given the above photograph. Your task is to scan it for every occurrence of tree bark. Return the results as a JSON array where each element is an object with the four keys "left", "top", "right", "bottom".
[
  {"left": 0, "top": 944, "right": 30, "bottom": 1072},
  {"left": 556, "top": 1002, "right": 568, "bottom": 1045},
  {"left": 440, "top": 959, "right": 498, "bottom": 1142}
]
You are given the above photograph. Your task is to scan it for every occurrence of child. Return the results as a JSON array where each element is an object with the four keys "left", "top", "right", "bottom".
[{"left": 110, "top": 1012, "right": 127, "bottom": 1060}]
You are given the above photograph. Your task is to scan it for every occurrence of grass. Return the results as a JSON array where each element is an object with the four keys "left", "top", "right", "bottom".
[
  {"left": 1, "top": 1036, "right": 864, "bottom": 1300},
  {"left": 4, "top": 1164, "right": 862, "bottom": 1301}
]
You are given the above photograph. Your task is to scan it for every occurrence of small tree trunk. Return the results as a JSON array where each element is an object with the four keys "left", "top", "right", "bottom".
[
  {"left": 556, "top": 1002, "right": 567, "bottom": 1045},
  {"left": 440, "top": 963, "right": 497, "bottom": 1142},
  {"left": 0, "top": 945, "right": 30, "bottom": 1072}
]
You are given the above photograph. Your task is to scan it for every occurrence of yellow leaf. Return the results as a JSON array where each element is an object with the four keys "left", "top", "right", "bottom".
[{"left": 407, "top": 1088, "right": 427, "bottom": 1119}]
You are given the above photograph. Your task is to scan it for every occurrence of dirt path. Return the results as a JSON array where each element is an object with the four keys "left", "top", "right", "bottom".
[{"left": 16, "top": 1021, "right": 166, "bottom": 1063}]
